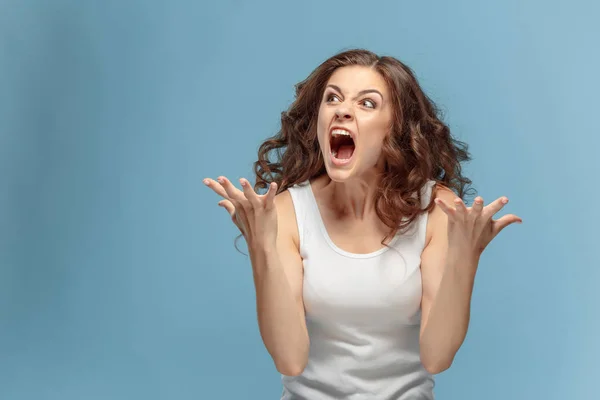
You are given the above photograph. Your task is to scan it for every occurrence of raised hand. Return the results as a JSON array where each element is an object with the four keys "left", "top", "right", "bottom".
[
  {"left": 434, "top": 194, "right": 522, "bottom": 258},
  {"left": 203, "top": 176, "right": 279, "bottom": 248}
]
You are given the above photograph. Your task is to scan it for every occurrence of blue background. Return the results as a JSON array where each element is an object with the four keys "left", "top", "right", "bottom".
[{"left": 1, "top": 0, "right": 598, "bottom": 399}]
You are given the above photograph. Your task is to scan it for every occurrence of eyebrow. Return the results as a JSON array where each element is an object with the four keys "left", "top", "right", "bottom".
[{"left": 326, "top": 84, "right": 384, "bottom": 100}]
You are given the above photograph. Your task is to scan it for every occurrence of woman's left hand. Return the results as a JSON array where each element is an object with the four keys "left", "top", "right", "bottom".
[{"left": 434, "top": 194, "right": 522, "bottom": 260}]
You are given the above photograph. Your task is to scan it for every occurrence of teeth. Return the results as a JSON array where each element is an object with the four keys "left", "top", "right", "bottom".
[{"left": 331, "top": 129, "right": 351, "bottom": 137}]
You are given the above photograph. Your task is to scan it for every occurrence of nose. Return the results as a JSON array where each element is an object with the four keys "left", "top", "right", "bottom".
[{"left": 334, "top": 106, "right": 354, "bottom": 121}]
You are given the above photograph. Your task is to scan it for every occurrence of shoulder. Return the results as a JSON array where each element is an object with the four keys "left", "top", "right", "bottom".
[
  {"left": 424, "top": 182, "right": 459, "bottom": 246},
  {"left": 431, "top": 182, "right": 458, "bottom": 204},
  {"left": 273, "top": 188, "right": 293, "bottom": 208},
  {"left": 273, "top": 189, "right": 301, "bottom": 249}
]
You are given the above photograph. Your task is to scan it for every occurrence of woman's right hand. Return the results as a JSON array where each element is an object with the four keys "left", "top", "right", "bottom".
[{"left": 203, "top": 176, "right": 279, "bottom": 249}]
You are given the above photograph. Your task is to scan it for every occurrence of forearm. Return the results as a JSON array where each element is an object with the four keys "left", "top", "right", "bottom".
[
  {"left": 250, "top": 245, "right": 309, "bottom": 375},
  {"left": 420, "top": 252, "right": 479, "bottom": 371}
]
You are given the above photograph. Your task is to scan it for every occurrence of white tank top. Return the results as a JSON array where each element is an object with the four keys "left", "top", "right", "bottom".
[{"left": 281, "top": 179, "right": 437, "bottom": 400}]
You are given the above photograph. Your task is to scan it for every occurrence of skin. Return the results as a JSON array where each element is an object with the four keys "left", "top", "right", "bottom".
[{"left": 203, "top": 65, "right": 522, "bottom": 376}]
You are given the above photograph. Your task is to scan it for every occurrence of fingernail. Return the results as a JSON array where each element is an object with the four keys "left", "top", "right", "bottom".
[
  {"left": 239, "top": 179, "right": 246, "bottom": 186},
  {"left": 203, "top": 179, "right": 209, "bottom": 185},
  {"left": 502, "top": 198, "right": 509, "bottom": 204},
  {"left": 217, "top": 177, "right": 224, "bottom": 184}
]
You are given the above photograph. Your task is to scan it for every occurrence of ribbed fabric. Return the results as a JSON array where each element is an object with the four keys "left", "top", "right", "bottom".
[{"left": 281, "top": 179, "right": 437, "bottom": 400}]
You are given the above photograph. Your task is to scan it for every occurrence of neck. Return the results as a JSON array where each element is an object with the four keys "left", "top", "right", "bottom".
[{"left": 321, "top": 172, "right": 382, "bottom": 220}]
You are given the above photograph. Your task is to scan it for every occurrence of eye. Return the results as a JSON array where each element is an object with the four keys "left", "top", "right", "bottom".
[
  {"left": 362, "top": 99, "right": 376, "bottom": 109},
  {"left": 326, "top": 93, "right": 341, "bottom": 103}
]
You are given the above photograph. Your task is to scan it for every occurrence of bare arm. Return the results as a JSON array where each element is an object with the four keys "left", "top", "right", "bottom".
[
  {"left": 204, "top": 177, "right": 309, "bottom": 375},
  {"left": 419, "top": 194, "right": 478, "bottom": 374},
  {"left": 250, "top": 191, "right": 309, "bottom": 376},
  {"left": 419, "top": 186, "right": 521, "bottom": 374}
]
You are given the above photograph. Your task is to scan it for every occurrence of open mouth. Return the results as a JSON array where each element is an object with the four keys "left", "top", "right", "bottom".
[{"left": 330, "top": 128, "right": 356, "bottom": 161}]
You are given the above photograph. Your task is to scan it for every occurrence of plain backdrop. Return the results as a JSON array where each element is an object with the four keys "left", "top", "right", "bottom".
[{"left": 1, "top": 0, "right": 598, "bottom": 399}]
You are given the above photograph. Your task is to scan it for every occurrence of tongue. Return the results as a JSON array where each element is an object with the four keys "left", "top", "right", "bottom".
[{"left": 337, "top": 145, "right": 355, "bottom": 159}]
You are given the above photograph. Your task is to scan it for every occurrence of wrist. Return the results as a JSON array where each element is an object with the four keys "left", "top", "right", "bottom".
[
  {"left": 249, "top": 242, "right": 279, "bottom": 270},
  {"left": 446, "top": 248, "right": 480, "bottom": 271},
  {"left": 249, "top": 240, "right": 277, "bottom": 257}
]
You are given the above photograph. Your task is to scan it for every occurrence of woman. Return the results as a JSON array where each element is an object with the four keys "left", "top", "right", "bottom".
[{"left": 203, "top": 49, "right": 522, "bottom": 399}]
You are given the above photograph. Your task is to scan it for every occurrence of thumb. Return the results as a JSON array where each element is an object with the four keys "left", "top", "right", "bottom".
[
  {"left": 492, "top": 214, "right": 522, "bottom": 236},
  {"left": 218, "top": 200, "right": 246, "bottom": 236},
  {"left": 218, "top": 200, "right": 236, "bottom": 218}
]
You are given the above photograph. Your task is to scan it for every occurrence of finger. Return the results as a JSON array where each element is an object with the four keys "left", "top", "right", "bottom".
[
  {"left": 218, "top": 199, "right": 236, "bottom": 218},
  {"left": 492, "top": 214, "right": 523, "bottom": 236},
  {"left": 471, "top": 196, "right": 484, "bottom": 215},
  {"left": 264, "top": 182, "right": 278, "bottom": 210},
  {"left": 483, "top": 196, "right": 509, "bottom": 219},
  {"left": 239, "top": 178, "right": 261, "bottom": 207},
  {"left": 203, "top": 178, "right": 230, "bottom": 199},
  {"left": 453, "top": 197, "right": 468, "bottom": 216},
  {"left": 219, "top": 200, "right": 246, "bottom": 234},
  {"left": 434, "top": 198, "right": 456, "bottom": 218},
  {"left": 218, "top": 176, "right": 247, "bottom": 204}
]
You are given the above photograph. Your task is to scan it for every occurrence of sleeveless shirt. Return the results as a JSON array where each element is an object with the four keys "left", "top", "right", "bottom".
[{"left": 281, "top": 179, "right": 437, "bottom": 400}]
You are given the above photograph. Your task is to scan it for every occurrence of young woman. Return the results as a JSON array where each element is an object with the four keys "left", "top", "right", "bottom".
[{"left": 204, "top": 49, "right": 522, "bottom": 399}]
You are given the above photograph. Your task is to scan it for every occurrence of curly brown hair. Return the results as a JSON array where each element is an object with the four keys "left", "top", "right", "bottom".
[{"left": 252, "top": 48, "right": 474, "bottom": 247}]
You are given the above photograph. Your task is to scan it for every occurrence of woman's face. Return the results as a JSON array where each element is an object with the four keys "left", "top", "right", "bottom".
[{"left": 317, "top": 65, "right": 393, "bottom": 182}]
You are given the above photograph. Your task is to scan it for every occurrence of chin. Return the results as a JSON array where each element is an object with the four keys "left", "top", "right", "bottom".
[
  {"left": 324, "top": 153, "right": 358, "bottom": 181},
  {"left": 325, "top": 170, "right": 354, "bottom": 182}
]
